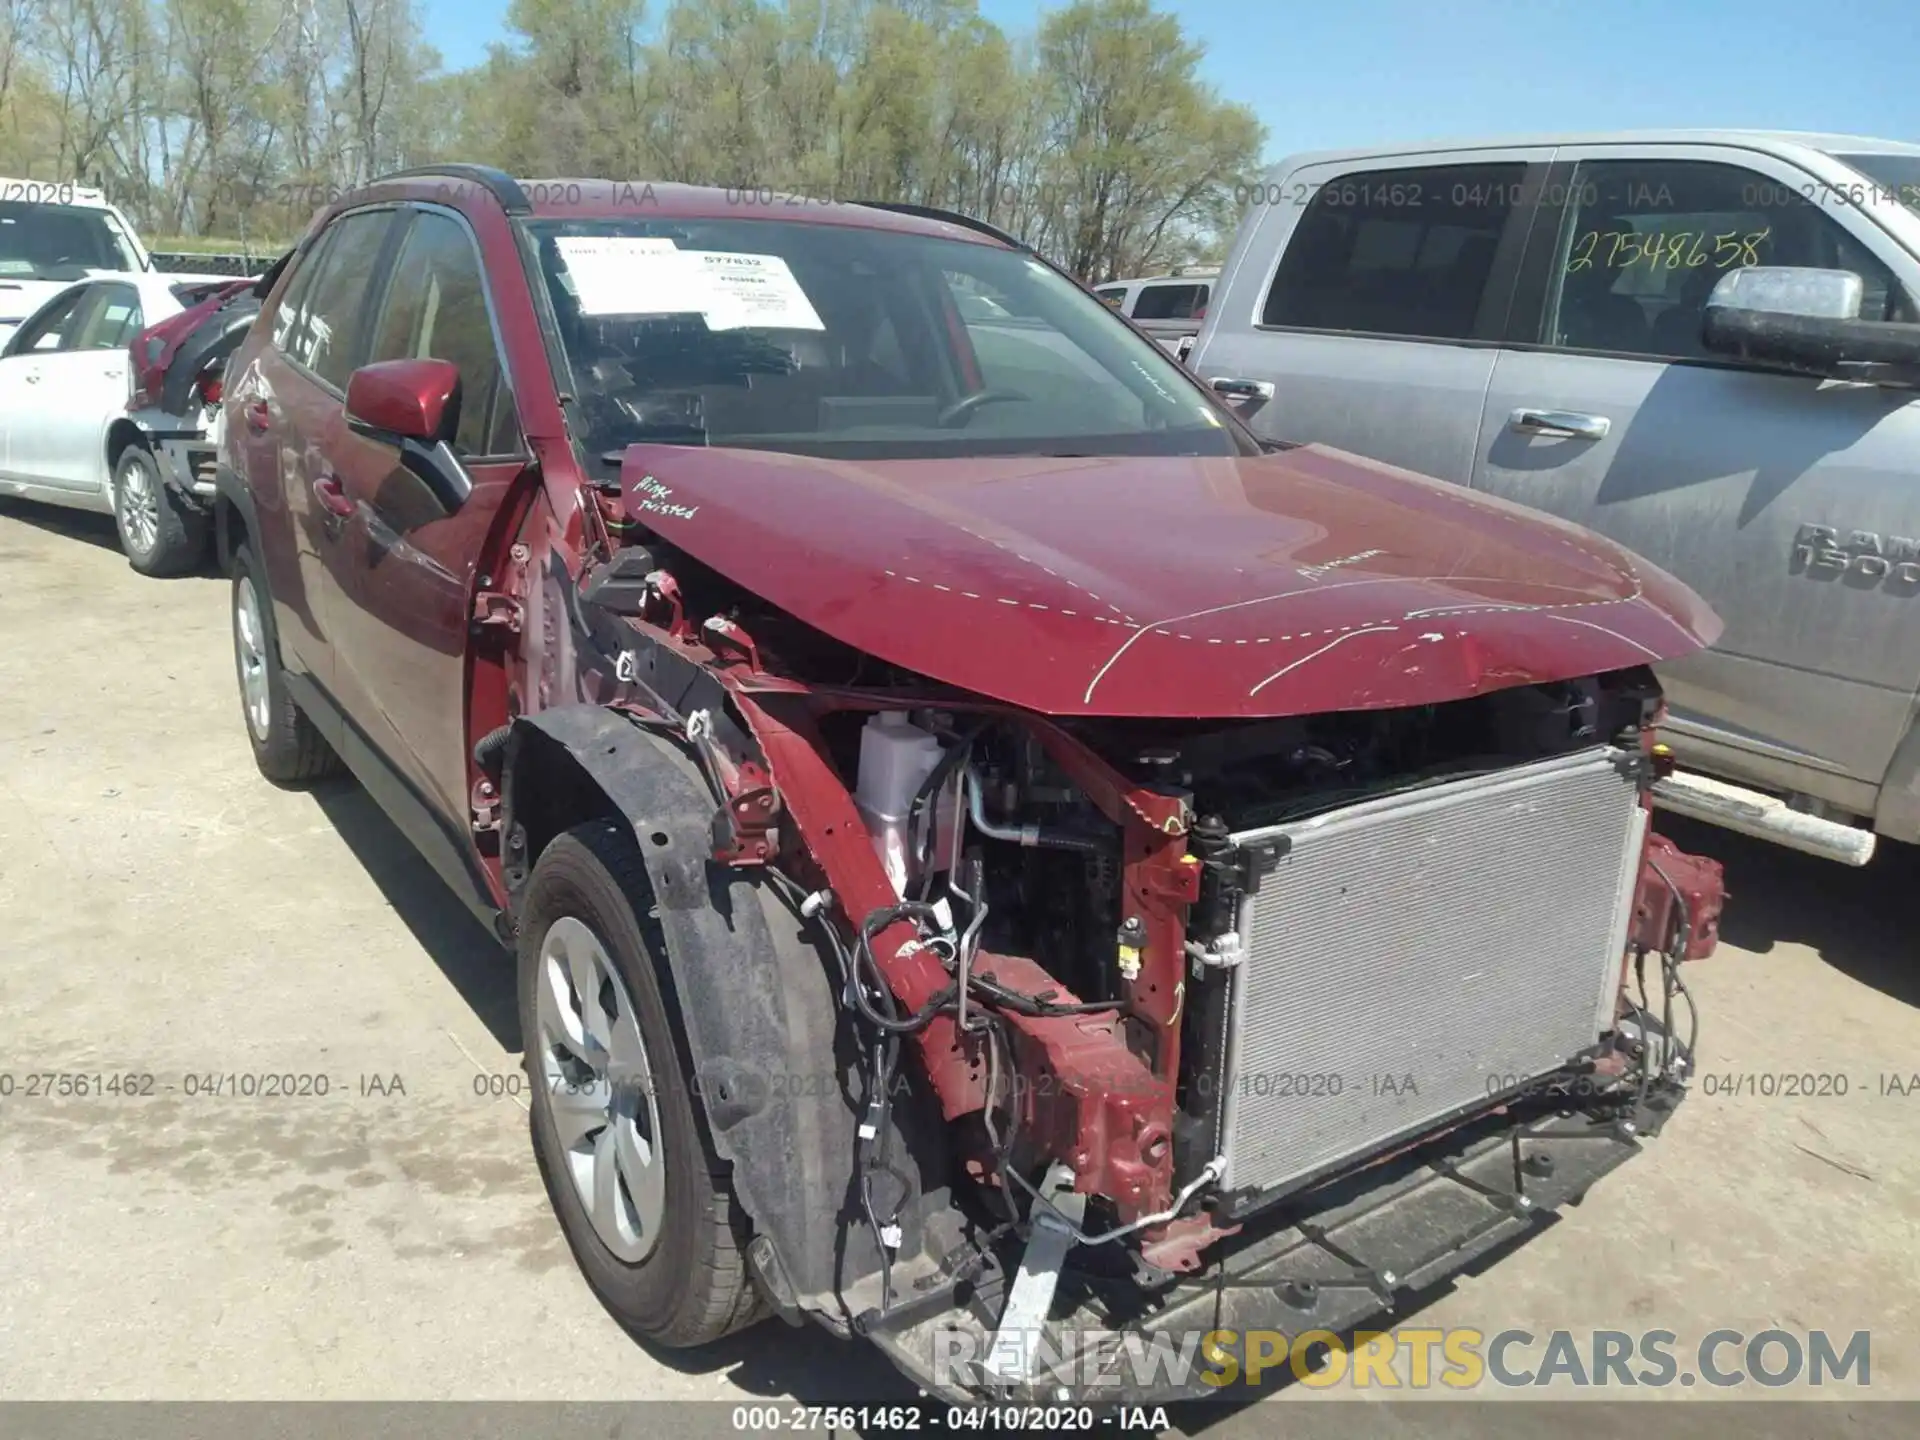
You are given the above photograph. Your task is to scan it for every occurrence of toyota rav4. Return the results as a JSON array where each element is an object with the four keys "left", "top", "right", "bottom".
[{"left": 216, "top": 165, "right": 1727, "bottom": 1403}]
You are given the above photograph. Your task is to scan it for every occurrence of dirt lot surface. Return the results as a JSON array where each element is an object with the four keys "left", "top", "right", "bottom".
[{"left": 2, "top": 498, "right": 1916, "bottom": 1436}]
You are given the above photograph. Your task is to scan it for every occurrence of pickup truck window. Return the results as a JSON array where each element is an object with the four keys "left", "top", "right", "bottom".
[
  {"left": 0, "top": 200, "right": 141, "bottom": 280},
  {"left": 1260, "top": 162, "right": 1524, "bottom": 341},
  {"left": 1132, "top": 282, "right": 1207, "bottom": 320},
  {"left": 1830, "top": 153, "right": 1920, "bottom": 217},
  {"left": 1544, "top": 159, "right": 1909, "bottom": 361}
]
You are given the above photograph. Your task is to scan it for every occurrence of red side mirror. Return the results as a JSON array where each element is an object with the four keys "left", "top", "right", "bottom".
[{"left": 345, "top": 358, "right": 459, "bottom": 444}]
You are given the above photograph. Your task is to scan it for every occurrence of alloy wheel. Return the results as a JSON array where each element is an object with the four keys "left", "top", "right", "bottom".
[{"left": 535, "top": 915, "right": 667, "bottom": 1263}]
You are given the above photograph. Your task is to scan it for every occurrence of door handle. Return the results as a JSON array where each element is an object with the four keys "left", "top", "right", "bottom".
[
  {"left": 23, "top": 372, "right": 40, "bottom": 384},
  {"left": 245, "top": 400, "right": 272, "bottom": 434},
  {"left": 312, "top": 473, "right": 354, "bottom": 519},
  {"left": 1208, "top": 376, "right": 1276, "bottom": 402},
  {"left": 1508, "top": 408, "right": 1610, "bottom": 441}
]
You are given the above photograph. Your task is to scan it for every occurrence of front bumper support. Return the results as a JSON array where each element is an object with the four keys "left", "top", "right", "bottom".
[{"left": 865, "top": 1091, "right": 1677, "bottom": 1404}]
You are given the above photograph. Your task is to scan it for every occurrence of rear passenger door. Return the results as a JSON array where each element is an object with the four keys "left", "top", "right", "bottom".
[
  {"left": 1198, "top": 149, "right": 1552, "bottom": 482},
  {"left": 328, "top": 206, "right": 527, "bottom": 876},
  {"left": 7, "top": 281, "right": 140, "bottom": 491},
  {"left": 1473, "top": 147, "right": 1920, "bottom": 806}
]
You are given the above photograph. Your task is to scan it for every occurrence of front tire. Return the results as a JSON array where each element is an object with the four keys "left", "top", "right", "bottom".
[
  {"left": 113, "top": 444, "right": 208, "bottom": 577},
  {"left": 230, "top": 543, "right": 340, "bottom": 785},
  {"left": 519, "top": 820, "right": 764, "bottom": 1347}
]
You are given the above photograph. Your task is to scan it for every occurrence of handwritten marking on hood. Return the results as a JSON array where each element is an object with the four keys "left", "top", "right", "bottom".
[
  {"left": 1298, "top": 548, "right": 1386, "bottom": 581},
  {"left": 632, "top": 473, "right": 698, "bottom": 521}
]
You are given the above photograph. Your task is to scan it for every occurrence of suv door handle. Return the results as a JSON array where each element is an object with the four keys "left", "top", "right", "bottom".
[
  {"left": 312, "top": 474, "right": 354, "bottom": 518},
  {"left": 1208, "top": 376, "right": 1275, "bottom": 402},
  {"left": 1508, "top": 408, "right": 1610, "bottom": 441},
  {"left": 245, "top": 400, "right": 272, "bottom": 434}
]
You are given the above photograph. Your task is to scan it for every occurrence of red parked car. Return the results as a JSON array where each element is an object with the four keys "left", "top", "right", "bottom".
[{"left": 217, "top": 166, "right": 1726, "bottom": 1403}]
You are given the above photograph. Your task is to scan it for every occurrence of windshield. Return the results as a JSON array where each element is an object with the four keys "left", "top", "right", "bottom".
[
  {"left": 524, "top": 216, "right": 1248, "bottom": 462},
  {"left": 0, "top": 202, "right": 141, "bottom": 280},
  {"left": 1830, "top": 153, "right": 1920, "bottom": 217}
]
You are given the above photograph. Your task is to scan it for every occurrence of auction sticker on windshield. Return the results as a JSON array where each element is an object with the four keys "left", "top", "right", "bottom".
[
  {"left": 554, "top": 236, "right": 824, "bottom": 330},
  {"left": 687, "top": 249, "right": 824, "bottom": 330}
]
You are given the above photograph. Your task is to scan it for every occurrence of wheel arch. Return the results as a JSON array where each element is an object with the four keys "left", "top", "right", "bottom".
[
  {"left": 1874, "top": 705, "right": 1920, "bottom": 844},
  {"left": 502, "top": 704, "right": 951, "bottom": 1330},
  {"left": 104, "top": 418, "right": 147, "bottom": 476},
  {"left": 212, "top": 461, "right": 259, "bottom": 575}
]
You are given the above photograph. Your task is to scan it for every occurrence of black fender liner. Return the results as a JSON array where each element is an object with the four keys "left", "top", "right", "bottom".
[{"left": 504, "top": 704, "right": 954, "bottom": 1331}]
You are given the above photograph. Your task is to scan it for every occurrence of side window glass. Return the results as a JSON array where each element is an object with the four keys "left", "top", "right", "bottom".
[
  {"left": 270, "top": 236, "right": 330, "bottom": 353},
  {"left": 15, "top": 287, "right": 87, "bottom": 352},
  {"left": 1545, "top": 159, "right": 1911, "bottom": 360},
  {"left": 74, "top": 283, "right": 141, "bottom": 350},
  {"left": 1261, "top": 162, "right": 1526, "bottom": 340},
  {"left": 1095, "top": 286, "right": 1127, "bottom": 309},
  {"left": 1132, "top": 283, "right": 1206, "bottom": 320},
  {"left": 289, "top": 210, "right": 394, "bottom": 390},
  {"left": 368, "top": 211, "right": 519, "bottom": 456}
]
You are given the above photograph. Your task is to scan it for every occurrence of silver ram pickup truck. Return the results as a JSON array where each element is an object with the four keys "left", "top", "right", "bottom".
[{"left": 1188, "top": 129, "right": 1920, "bottom": 865}]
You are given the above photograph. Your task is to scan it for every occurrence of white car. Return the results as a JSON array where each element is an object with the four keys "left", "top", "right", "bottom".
[
  {"left": 0, "top": 270, "right": 235, "bottom": 572},
  {"left": 0, "top": 180, "right": 152, "bottom": 348}
]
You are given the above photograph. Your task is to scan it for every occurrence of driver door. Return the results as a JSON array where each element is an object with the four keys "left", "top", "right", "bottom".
[{"left": 328, "top": 207, "right": 527, "bottom": 870}]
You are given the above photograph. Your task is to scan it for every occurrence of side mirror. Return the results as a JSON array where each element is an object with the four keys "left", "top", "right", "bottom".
[
  {"left": 346, "top": 358, "right": 459, "bottom": 444},
  {"left": 1702, "top": 266, "right": 1920, "bottom": 388},
  {"left": 344, "top": 358, "right": 472, "bottom": 512}
]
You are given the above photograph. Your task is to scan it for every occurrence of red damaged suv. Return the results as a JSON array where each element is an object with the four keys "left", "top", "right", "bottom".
[{"left": 217, "top": 165, "right": 1726, "bottom": 1402}]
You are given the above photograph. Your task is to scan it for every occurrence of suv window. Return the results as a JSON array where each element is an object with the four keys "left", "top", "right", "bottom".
[
  {"left": 368, "top": 211, "right": 520, "bottom": 456},
  {"left": 1261, "top": 162, "right": 1525, "bottom": 340},
  {"left": 1132, "top": 282, "right": 1207, "bottom": 320},
  {"left": 70, "top": 283, "right": 142, "bottom": 350},
  {"left": 1095, "top": 286, "right": 1127, "bottom": 309},
  {"left": 1544, "top": 159, "right": 1912, "bottom": 360},
  {"left": 281, "top": 209, "right": 393, "bottom": 390}
]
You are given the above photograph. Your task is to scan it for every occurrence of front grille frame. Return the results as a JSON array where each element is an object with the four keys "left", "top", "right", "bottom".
[{"left": 1213, "top": 745, "right": 1648, "bottom": 1199}]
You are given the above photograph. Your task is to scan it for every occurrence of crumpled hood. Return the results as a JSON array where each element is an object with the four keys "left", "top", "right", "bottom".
[{"left": 620, "top": 444, "right": 1720, "bottom": 718}]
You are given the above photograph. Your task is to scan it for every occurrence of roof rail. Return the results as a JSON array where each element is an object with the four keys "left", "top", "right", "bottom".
[
  {"left": 851, "top": 200, "right": 1027, "bottom": 250},
  {"left": 375, "top": 164, "right": 531, "bottom": 215}
]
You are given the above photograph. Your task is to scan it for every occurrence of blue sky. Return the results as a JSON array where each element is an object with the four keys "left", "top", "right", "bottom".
[{"left": 419, "top": 0, "right": 1918, "bottom": 160}]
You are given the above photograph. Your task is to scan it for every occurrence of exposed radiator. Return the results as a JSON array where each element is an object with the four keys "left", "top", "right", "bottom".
[{"left": 1219, "top": 746, "right": 1646, "bottom": 1197}]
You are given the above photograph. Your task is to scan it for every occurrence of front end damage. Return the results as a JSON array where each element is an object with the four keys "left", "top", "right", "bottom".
[{"left": 512, "top": 448, "right": 1727, "bottom": 1403}]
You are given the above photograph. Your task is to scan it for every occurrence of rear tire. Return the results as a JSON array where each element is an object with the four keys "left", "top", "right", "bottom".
[
  {"left": 113, "top": 444, "right": 209, "bottom": 577},
  {"left": 230, "top": 543, "right": 340, "bottom": 785},
  {"left": 519, "top": 820, "right": 765, "bottom": 1347}
]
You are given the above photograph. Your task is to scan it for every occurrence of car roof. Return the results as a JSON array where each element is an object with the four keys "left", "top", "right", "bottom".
[
  {"left": 1262, "top": 129, "right": 1920, "bottom": 174},
  {"left": 354, "top": 172, "right": 1010, "bottom": 249}
]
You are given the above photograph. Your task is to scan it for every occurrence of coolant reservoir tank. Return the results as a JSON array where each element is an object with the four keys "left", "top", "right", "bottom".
[{"left": 855, "top": 712, "right": 945, "bottom": 896}]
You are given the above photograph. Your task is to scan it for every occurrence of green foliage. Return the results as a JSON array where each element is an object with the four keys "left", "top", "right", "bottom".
[{"left": 0, "top": 0, "right": 1262, "bottom": 278}]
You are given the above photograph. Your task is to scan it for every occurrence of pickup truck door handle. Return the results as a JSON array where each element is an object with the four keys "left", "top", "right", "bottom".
[
  {"left": 245, "top": 400, "right": 272, "bottom": 434},
  {"left": 312, "top": 473, "right": 354, "bottom": 519},
  {"left": 1508, "top": 408, "right": 1610, "bottom": 441},
  {"left": 1208, "top": 376, "right": 1275, "bottom": 401}
]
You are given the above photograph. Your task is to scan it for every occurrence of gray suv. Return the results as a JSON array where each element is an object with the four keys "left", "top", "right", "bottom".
[{"left": 1191, "top": 129, "right": 1920, "bottom": 865}]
